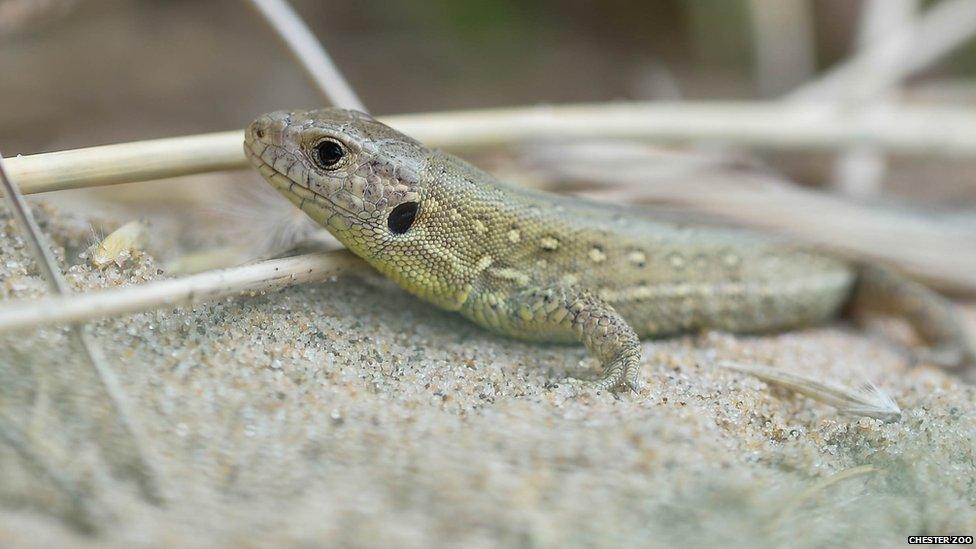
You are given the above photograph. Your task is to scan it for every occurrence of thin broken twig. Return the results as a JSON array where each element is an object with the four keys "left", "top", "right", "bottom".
[
  {"left": 247, "top": 0, "right": 368, "bottom": 112},
  {"left": 0, "top": 250, "right": 367, "bottom": 333},
  {"left": 0, "top": 152, "right": 165, "bottom": 504}
]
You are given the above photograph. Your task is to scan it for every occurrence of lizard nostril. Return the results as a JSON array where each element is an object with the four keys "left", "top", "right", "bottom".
[{"left": 255, "top": 128, "right": 266, "bottom": 139}]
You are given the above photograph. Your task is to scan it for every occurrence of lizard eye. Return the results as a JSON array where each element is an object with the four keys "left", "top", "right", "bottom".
[
  {"left": 313, "top": 139, "right": 345, "bottom": 169},
  {"left": 388, "top": 202, "right": 419, "bottom": 234}
]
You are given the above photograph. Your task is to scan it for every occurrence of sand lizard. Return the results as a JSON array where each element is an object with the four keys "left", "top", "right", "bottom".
[{"left": 244, "top": 108, "right": 975, "bottom": 391}]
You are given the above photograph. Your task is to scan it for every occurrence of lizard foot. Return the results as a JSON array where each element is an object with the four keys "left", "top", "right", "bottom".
[
  {"left": 553, "top": 376, "right": 637, "bottom": 397},
  {"left": 583, "top": 352, "right": 644, "bottom": 393},
  {"left": 492, "top": 285, "right": 646, "bottom": 394}
]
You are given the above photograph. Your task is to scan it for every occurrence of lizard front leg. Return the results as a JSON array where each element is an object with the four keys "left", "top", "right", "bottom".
[{"left": 476, "top": 286, "right": 644, "bottom": 392}]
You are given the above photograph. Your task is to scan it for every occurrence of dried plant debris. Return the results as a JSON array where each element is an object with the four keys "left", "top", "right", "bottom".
[
  {"left": 0, "top": 156, "right": 165, "bottom": 508},
  {"left": 88, "top": 221, "right": 147, "bottom": 269},
  {"left": 719, "top": 360, "right": 902, "bottom": 422}
]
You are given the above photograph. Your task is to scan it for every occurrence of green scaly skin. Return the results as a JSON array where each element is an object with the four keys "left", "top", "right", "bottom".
[{"left": 245, "top": 108, "right": 975, "bottom": 392}]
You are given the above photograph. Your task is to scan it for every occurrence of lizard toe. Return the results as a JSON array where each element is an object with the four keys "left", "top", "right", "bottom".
[{"left": 624, "top": 362, "right": 644, "bottom": 393}]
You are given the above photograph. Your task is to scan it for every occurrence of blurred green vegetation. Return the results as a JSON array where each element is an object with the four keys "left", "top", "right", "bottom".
[{"left": 686, "top": 0, "right": 753, "bottom": 67}]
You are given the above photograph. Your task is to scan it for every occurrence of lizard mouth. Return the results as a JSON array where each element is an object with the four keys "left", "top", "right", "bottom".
[
  {"left": 243, "top": 142, "right": 383, "bottom": 249},
  {"left": 244, "top": 144, "right": 315, "bottom": 202},
  {"left": 244, "top": 143, "right": 337, "bottom": 212}
]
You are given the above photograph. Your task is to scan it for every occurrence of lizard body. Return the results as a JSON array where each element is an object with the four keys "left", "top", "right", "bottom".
[{"left": 245, "top": 108, "right": 974, "bottom": 391}]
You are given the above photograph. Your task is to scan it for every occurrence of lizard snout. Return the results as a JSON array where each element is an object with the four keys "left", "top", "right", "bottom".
[{"left": 245, "top": 110, "right": 293, "bottom": 150}]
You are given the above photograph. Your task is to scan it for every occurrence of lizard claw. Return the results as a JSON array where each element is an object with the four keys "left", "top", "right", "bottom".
[
  {"left": 556, "top": 363, "right": 644, "bottom": 395},
  {"left": 591, "top": 351, "right": 644, "bottom": 393}
]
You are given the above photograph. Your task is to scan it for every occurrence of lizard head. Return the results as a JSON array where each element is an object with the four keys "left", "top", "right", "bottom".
[
  {"left": 246, "top": 108, "right": 484, "bottom": 310},
  {"left": 244, "top": 108, "right": 428, "bottom": 259}
]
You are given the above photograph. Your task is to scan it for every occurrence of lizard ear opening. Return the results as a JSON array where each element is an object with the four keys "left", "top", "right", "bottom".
[{"left": 388, "top": 202, "right": 419, "bottom": 234}]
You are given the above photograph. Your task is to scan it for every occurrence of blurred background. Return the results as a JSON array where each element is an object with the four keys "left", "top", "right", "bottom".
[
  {"left": 0, "top": 1, "right": 973, "bottom": 174},
  {"left": 1, "top": 0, "right": 870, "bottom": 150}
]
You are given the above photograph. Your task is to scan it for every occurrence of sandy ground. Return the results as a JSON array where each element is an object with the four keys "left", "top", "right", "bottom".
[{"left": 0, "top": 205, "right": 974, "bottom": 548}]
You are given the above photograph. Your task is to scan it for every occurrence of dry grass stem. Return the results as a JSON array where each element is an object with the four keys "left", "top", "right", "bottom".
[
  {"left": 0, "top": 154, "right": 72, "bottom": 293},
  {"left": 790, "top": 0, "right": 976, "bottom": 101},
  {"left": 0, "top": 153, "right": 166, "bottom": 503},
  {"left": 824, "top": 0, "right": 918, "bottom": 197},
  {"left": 0, "top": 250, "right": 366, "bottom": 333},
  {"left": 7, "top": 102, "right": 976, "bottom": 195},
  {"left": 247, "top": 0, "right": 367, "bottom": 112},
  {"left": 5, "top": 129, "right": 243, "bottom": 195},
  {"left": 719, "top": 361, "right": 902, "bottom": 422}
]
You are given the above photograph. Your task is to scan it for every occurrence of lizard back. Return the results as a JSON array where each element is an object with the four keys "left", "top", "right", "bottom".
[{"left": 422, "top": 151, "right": 856, "bottom": 339}]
